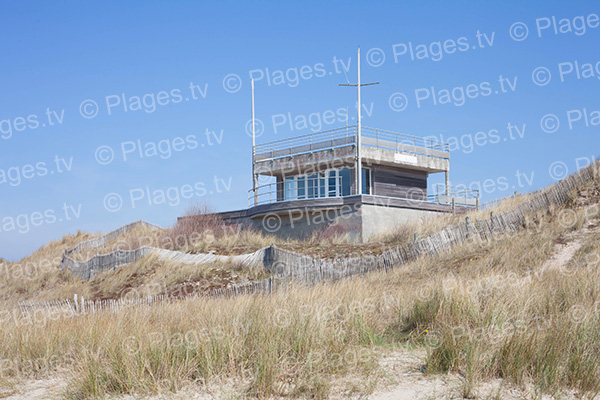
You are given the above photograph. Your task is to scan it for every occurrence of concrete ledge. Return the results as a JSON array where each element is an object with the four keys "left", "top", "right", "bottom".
[
  {"left": 238, "top": 195, "right": 469, "bottom": 219},
  {"left": 203, "top": 195, "right": 471, "bottom": 242}
]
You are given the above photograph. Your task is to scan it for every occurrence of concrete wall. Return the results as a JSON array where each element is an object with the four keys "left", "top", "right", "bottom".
[
  {"left": 360, "top": 203, "right": 441, "bottom": 241},
  {"left": 220, "top": 206, "right": 363, "bottom": 241},
  {"left": 219, "top": 200, "right": 444, "bottom": 242},
  {"left": 362, "top": 146, "right": 449, "bottom": 173}
]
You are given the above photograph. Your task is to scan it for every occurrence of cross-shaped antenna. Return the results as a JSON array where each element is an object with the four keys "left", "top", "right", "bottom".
[{"left": 339, "top": 47, "right": 379, "bottom": 196}]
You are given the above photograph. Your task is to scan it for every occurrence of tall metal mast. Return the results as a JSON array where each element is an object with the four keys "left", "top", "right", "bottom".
[
  {"left": 251, "top": 78, "right": 258, "bottom": 205},
  {"left": 340, "top": 47, "right": 379, "bottom": 195}
]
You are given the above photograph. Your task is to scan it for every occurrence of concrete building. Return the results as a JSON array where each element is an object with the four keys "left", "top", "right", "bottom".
[
  {"left": 216, "top": 124, "right": 479, "bottom": 241},
  {"left": 208, "top": 49, "right": 478, "bottom": 241}
]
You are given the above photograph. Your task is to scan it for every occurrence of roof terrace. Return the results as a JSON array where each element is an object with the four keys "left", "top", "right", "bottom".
[{"left": 253, "top": 125, "right": 449, "bottom": 163}]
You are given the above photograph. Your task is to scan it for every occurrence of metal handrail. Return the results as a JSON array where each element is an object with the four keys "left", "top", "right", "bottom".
[
  {"left": 254, "top": 126, "right": 358, "bottom": 155},
  {"left": 435, "top": 184, "right": 479, "bottom": 197},
  {"left": 429, "top": 184, "right": 480, "bottom": 207},
  {"left": 361, "top": 126, "right": 449, "bottom": 152},
  {"left": 248, "top": 181, "right": 479, "bottom": 208},
  {"left": 253, "top": 125, "right": 450, "bottom": 162}
]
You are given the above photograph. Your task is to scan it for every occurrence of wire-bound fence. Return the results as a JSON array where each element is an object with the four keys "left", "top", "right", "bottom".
[
  {"left": 62, "top": 246, "right": 157, "bottom": 280},
  {"left": 27, "top": 160, "right": 599, "bottom": 317},
  {"left": 263, "top": 159, "right": 598, "bottom": 283},
  {"left": 63, "top": 220, "right": 162, "bottom": 257},
  {"left": 62, "top": 246, "right": 269, "bottom": 281},
  {"left": 60, "top": 220, "right": 272, "bottom": 281},
  {"left": 18, "top": 294, "right": 173, "bottom": 317}
]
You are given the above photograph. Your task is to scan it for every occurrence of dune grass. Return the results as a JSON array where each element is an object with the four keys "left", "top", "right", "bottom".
[{"left": 1, "top": 194, "right": 600, "bottom": 398}]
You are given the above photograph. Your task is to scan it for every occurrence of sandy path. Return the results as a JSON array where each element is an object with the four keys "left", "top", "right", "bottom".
[{"left": 2, "top": 378, "right": 66, "bottom": 400}]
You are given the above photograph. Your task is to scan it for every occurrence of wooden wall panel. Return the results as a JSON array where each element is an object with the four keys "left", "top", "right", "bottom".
[{"left": 372, "top": 166, "right": 428, "bottom": 200}]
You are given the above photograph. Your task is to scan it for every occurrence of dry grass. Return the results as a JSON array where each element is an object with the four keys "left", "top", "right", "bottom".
[
  {"left": 372, "top": 192, "right": 538, "bottom": 247},
  {"left": 1, "top": 192, "right": 600, "bottom": 398},
  {"left": 68, "top": 225, "right": 164, "bottom": 261},
  {"left": 70, "top": 204, "right": 279, "bottom": 258},
  {"left": 63, "top": 195, "right": 540, "bottom": 264},
  {"left": 0, "top": 253, "right": 269, "bottom": 307},
  {"left": 3, "top": 181, "right": 600, "bottom": 398},
  {"left": 0, "top": 231, "right": 100, "bottom": 308}
]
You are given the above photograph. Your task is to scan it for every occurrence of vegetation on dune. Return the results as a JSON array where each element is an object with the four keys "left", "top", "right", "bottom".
[
  {"left": 3, "top": 176, "right": 600, "bottom": 398},
  {"left": 0, "top": 203, "right": 355, "bottom": 308},
  {"left": 1, "top": 180, "right": 600, "bottom": 398}
]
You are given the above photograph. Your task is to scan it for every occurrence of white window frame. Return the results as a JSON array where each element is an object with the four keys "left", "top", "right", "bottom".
[{"left": 284, "top": 168, "right": 349, "bottom": 201}]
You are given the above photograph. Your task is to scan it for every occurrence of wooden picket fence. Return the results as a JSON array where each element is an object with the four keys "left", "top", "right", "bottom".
[
  {"left": 61, "top": 246, "right": 269, "bottom": 281},
  {"left": 63, "top": 220, "right": 161, "bottom": 257},
  {"left": 18, "top": 294, "right": 172, "bottom": 317},
  {"left": 264, "top": 159, "right": 598, "bottom": 282},
  {"left": 24, "top": 160, "right": 597, "bottom": 317},
  {"left": 60, "top": 220, "right": 272, "bottom": 281},
  {"left": 62, "top": 246, "right": 156, "bottom": 280},
  {"left": 17, "top": 275, "right": 296, "bottom": 318}
]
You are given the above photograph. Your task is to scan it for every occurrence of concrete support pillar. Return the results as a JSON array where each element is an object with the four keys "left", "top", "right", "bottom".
[{"left": 445, "top": 170, "right": 450, "bottom": 196}]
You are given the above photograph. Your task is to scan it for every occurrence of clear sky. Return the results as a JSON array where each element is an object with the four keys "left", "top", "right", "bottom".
[{"left": 1, "top": 1, "right": 599, "bottom": 261}]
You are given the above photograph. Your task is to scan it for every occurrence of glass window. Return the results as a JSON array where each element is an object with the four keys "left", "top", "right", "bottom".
[
  {"left": 340, "top": 168, "right": 351, "bottom": 196},
  {"left": 284, "top": 177, "right": 295, "bottom": 201},
  {"left": 297, "top": 176, "right": 306, "bottom": 199},
  {"left": 307, "top": 174, "right": 317, "bottom": 198},
  {"left": 318, "top": 172, "right": 326, "bottom": 198},
  {"left": 361, "top": 168, "right": 371, "bottom": 195},
  {"left": 328, "top": 170, "right": 338, "bottom": 197},
  {"left": 281, "top": 169, "right": 354, "bottom": 201}
]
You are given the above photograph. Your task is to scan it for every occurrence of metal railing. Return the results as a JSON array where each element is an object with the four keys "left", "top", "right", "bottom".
[
  {"left": 248, "top": 180, "right": 479, "bottom": 209},
  {"left": 428, "top": 184, "right": 479, "bottom": 208},
  {"left": 248, "top": 175, "right": 344, "bottom": 207},
  {"left": 253, "top": 125, "right": 450, "bottom": 162},
  {"left": 253, "top": 126, "right": 357, "bottom": 162},
  {"left": 361, "top": 126, "right": 449, "bottom": 158}
]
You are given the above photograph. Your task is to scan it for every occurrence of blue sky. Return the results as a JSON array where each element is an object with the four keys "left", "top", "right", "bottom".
[{"left": 1, "top": 1, "right": 599, "bottom": 261}]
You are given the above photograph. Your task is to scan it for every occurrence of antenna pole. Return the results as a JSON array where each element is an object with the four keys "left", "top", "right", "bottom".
[
  {"left": 251, "top": 79, "right": 258, "bottom": 206},
  {"left": 338, "top": 47, "right": 379, "bottom": 196},
  {"left": 356, "top": 47, "right": 362, "bottom": 196}
]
